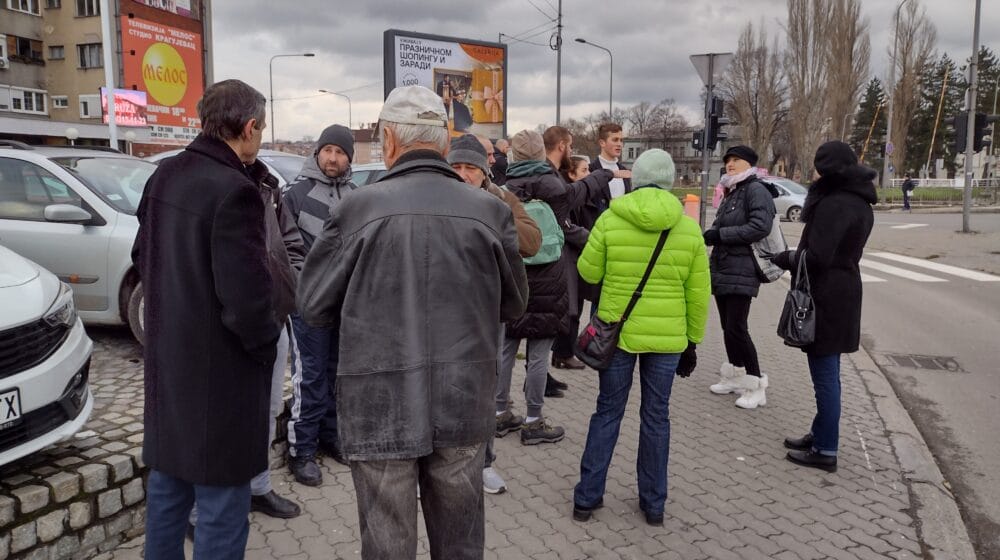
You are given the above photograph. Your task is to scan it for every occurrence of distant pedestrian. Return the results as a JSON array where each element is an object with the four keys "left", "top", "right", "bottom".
[
  {"left": 573, "top": 149, "right": 710, "bottom": 526},
  {"left": 133, "top": 79, "right": 282, "bottom": 559},
  {"left": 702, "top": 145, "right": 778, "bottom": 409},
  {"left": 449, "top": 133, "right": 541, "bottom": 496},
  {"left": 492, "top": 138, "right": 509, "bottom": 185},
  {"left": 282, "top": 124, "right": 357, "bottom": 486},
  {"left": 770, "top": 141, "right": 876, "bottom": 473},
  {"left": 297, "top": 85, "right": 528, "bottom": 559},
  {"left": 901, "top": 173, "right": 915, "bottom": 211}
]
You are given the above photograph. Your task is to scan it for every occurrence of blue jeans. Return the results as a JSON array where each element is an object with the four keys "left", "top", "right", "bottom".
[
  {"left": 288, "top": 314, "right": 339, "bottom": 458},
  {"left": 807, "top": 353, "right": 841, "bottom": 456},
  {"left": 575, "top": 349, "right": 679, "bottom": 516},
  {"left": 145, "top": 470, "right": 250, "bottom": 560}
]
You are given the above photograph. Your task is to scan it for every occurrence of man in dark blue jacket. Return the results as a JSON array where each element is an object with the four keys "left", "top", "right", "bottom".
[{"left": 282, "top": 124, "right": 356, "bottom": 486}]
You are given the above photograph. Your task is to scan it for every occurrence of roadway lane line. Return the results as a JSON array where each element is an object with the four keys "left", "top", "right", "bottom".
[
  {"left": 860, "top": 259, "right": 948, "bottom": 282},
  {"left": 890, "top": 223, "right": 929, "bottom": 230},
  {"left": 868, "top": 252, "right": 1000, "bottom": 282},
  {"left": 861, "top": 273, "right": 887, "bottom": 283}
]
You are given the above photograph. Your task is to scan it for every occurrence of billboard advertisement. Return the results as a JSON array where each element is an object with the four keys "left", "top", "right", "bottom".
[
  {"left": 121, "top": 15, "right": 204, "bottom": 144},
  {"left": 133, "top": 0, "right": 195, "bottom": 18},
  {"left": 101, "top": 88, "right": 148, "bottom": 127},
  {"left": 384, "top": 30, "right": 507, "bottom": 139}
]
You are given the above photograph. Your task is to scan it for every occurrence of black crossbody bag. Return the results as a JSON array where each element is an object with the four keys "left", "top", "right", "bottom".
[{"left": 574, "top": 229, "right": 670, "bottom": 370}]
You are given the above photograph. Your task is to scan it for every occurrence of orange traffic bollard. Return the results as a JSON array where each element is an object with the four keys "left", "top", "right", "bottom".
[{"left": 683, "top": 194, "right": 700, "bottom": 220}]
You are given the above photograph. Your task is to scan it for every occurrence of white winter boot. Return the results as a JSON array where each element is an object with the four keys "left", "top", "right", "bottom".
[
  {"left": 710, "top": 363, "right": 747, "bottom": 394},
  {"left": 735, "top": 374, "right": 768, "bottom": 409}
]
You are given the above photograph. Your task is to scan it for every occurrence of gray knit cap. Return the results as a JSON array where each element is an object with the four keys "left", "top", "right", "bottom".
[
  {"left": 316, "top": 124, "right": 355, "bottom": 162},
  {"left": 447, "top": 134, "right": 489, "bottom": 176}
]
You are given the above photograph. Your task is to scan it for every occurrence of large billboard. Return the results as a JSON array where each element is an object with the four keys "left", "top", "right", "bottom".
[
  {"left": 384, "top": 30, "right": 507, "bottom": 139},
  {"left": 121, "top": 15, "right": 204, "bottom": 144},
  {"left": 101, "top": 88, "right": 148, "bottom": 127}
]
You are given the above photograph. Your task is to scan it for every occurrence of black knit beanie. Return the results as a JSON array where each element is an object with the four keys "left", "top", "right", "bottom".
[
  {"left": 723, "top": 145, "right": 759, "bottom": 167},
  {"left": 316, "top": 124, "right": 355, "bottom": 162}
]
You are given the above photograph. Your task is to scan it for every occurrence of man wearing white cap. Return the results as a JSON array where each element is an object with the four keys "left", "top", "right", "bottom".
[{"left": 296, "top": 85, "right": 528, "bottom": 559}]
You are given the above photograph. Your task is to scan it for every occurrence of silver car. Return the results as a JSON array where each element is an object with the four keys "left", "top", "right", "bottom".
[
  {"left": 0, "top": 142, "right": 156, "bottom": 343},
  {"left": 768, "top": 178, "right": 808, "bottom": 222},
  {"left": 146, "top": 148, "right": 306, "bottom": 188}
]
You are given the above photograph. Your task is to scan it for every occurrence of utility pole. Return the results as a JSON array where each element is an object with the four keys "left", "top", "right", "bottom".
[
  {"left": 962, "top": 0, "right": 981, "bottom": 233},
  {"left": 100, "top": 0, "right": 117, "bottom": 148},
  {"left": 690, "top": 53, "right": 733, "bottom": 228},
  {"left": 554, "top": 0, "right": 563, "bottom": 124}
]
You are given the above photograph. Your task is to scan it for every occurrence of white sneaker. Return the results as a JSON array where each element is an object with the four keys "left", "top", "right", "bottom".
[
  {"left": 735, "top": 374, "right": 768, "bottom": 409},
  {"left": 709, "top": 363, "right": 747, "bottom": 394},
  {"left": 483, "top": 467, "right": 507, "bottom": 494}
]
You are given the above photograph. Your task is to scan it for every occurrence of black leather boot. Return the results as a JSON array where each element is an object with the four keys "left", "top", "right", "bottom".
[{"left": 785, "top": 449, "right": 838, "bottom": 473}]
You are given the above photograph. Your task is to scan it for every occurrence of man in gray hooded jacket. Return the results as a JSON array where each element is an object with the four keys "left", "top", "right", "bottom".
[{"left": 282, "top": 124, "right": 356, "bottom": 486}]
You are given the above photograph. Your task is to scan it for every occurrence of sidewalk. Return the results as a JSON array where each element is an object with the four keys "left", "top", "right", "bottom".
[{"left": 107, "top": 282, "right": 973, "bottom": 559}]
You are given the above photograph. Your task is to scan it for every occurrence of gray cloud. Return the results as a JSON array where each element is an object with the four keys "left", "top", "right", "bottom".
[{"left": 210, "top": 0, "right": 1000, "bottom": 141}]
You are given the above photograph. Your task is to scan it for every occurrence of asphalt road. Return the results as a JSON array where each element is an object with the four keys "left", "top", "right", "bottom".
[{"left": 784, "top": 210, "right": 1000, "bottom": 560}]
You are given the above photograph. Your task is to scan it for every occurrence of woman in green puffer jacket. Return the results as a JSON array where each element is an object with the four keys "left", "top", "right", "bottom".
[{"left": 572, "top": 149, "right": 710, "bottom": 527}]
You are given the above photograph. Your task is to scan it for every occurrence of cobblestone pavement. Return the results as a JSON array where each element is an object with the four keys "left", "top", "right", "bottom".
[{"left": 101, "top": 282, "right": 962, "bottom": 560}]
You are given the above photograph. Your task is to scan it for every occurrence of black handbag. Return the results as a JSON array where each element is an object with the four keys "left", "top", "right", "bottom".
[
  {"left": 777, "top": 250, "right": 815, "bottom": 347},
  {"left": 574, "top": 229, "right": 670, "bottom": 370}
]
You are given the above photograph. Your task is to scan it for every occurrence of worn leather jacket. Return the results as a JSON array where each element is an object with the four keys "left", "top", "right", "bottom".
[{"left": 297, "top": 150, "right": 528, "bottom": 461}]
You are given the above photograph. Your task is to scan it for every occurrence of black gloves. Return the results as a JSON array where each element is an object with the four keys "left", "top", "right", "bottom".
[
  {"left": 703, "top": 229, "right": 720, "bottom": 246},
  {"left": 676, "top": 342, "right": 697, "bottom": 378},
  {"left": 770, "top": 250, "right": 794, "bottom": 271}
]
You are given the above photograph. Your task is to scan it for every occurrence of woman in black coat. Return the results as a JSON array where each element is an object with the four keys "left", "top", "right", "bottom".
[
  {"left": 771, "top": 141, "right": 877, "bottom": 472},
  {"left": 703, "top": 145, "right": 777, "bottom": 409}
]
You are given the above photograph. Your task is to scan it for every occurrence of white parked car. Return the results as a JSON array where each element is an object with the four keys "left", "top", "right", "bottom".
[
  {"left": 0, "top": 142, "right": 157, "bottom": 343},
  {"left": 0, "top": 245, "right": 93, "bottom": 467}
]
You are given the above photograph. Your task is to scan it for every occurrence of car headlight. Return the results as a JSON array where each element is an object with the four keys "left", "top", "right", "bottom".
[{"left": 44, "top": 283, "right": 77, "bottom": 328}]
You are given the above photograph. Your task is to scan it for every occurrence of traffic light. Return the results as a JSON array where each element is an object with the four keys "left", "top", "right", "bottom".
[
  {"left": 692, "top": 130, "right": 704, "bottom": 151},
  {"left": 943, "top": 112, "right": 968, "bottom": 154},
  {"left": 707, "top": 96, "right": 729, "bottom": 151},
  {"left": 973, "top": 113, "right": 999, "bottom": 152}
]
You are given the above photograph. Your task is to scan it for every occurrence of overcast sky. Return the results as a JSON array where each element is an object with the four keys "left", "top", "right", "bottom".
[{"left": 210, "top": 0, "right": 1000, "bottom": 143}]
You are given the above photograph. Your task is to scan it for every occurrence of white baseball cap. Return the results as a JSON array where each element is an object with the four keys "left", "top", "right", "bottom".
[{"left": 378, "top": 85, "right": 448, "bottom": 128}]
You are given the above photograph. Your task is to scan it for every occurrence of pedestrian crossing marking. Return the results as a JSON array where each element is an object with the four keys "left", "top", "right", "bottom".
[
  {"left": 861, "top": 273, "right": 887, "bottom": 283},
  {"left": 860, "top": 259, "right": 948, "bottom": 282},
  {"left": 890, "top": 224, "right": 929, "bottom": 230},
  {"left": 868, "top": 252, "right": 1000, "bottom": 282}
]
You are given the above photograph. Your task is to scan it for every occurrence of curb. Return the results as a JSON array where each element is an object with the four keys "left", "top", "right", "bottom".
[
  {"left": 874, "top": 205, "right": 1000, "bottom": 214},
  {"left": 850, "top": 346, "right": 977, "bottom": 560}
]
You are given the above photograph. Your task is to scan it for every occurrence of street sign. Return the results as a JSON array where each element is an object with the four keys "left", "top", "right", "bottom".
[{"left": 689, "top": 53, "right": 733, "bottom": 86}]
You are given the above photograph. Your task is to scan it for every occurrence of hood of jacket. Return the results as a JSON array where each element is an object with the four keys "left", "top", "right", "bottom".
[
  {"left": 802, "top": 165, "right": 878, "bottom": 222},
  {"left": 608, "top": 187, "right": 683, "bottom": 232},
  {"left": 297, "top": 154, "right": 353, "bottom": 187},
  {"left": 506, "top": 160, "right": 553, "bottom": 179}
]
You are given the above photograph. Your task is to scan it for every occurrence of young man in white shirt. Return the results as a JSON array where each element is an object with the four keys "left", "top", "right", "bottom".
[{"left": 590, "top": 122, "right": 632, "bottom": 199}]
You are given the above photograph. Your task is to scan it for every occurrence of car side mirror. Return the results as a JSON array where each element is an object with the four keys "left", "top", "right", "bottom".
[{"left": 44, "top": 204, "right": 93, "bottom": 224}]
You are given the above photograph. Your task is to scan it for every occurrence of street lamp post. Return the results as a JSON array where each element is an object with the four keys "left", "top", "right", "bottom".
[
  {"left": 268, "top": 53, "right": 315, "bottom": 144},
  {"left": 575, "top": 38, "right": 613, "bottom": 118},
  {"left": 318, "top": 89, "right": 353, "bottom": 129},
  {"left": 883, "top": 0, "right": 913, "bottom": 189}
]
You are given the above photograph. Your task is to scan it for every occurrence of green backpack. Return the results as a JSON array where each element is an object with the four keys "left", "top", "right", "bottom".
[{"left": 521, "top": 199, "right": 565, "bottom": 265}]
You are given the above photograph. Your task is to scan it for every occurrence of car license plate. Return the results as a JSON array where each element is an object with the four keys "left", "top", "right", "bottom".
[{"left": 0, "top": 389, "right": 22, "bottom": 430}]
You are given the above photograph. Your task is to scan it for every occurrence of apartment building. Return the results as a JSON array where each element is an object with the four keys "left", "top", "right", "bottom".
[{"left": 0, "top": 0, "right": 212, "bottom": 150}]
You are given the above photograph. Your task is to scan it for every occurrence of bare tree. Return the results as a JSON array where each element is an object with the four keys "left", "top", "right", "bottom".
[
  {"left": 889, "top": 0, "right": 936, "bottom": 174},
  {"left": 719, "top": 21, "right": 787, "bottom": 166},
  {"left": 785, "top": 0, "right": 832, "bottom": 178},
  {"left": 825, "top": 0, "right": 870, "bottom": 141},
  {"left": 625, "top": 101, "right": 660, "bottom": 137},
  {"left": 647, "top": 98, "right": 689, "bottom": 149}
]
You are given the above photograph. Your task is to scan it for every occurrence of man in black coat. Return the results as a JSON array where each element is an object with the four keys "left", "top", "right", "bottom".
[
  {"left": 133, "top": 79, "right": 281, "bottom": 559},
  {"left": 491, "top": 138, "right": 509, "bottom": 185}
]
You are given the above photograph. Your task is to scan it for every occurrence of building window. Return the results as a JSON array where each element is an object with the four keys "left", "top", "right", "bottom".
[
  {"left": 11, "top": 36, "right": 45, "bottom": 64},
  {"left": 75, "top": 0, "right": 97, "bottom": 16},
  {"left": 10, "top": 88, "right": 47, "bottom": 115},
  {"left": 52, "top": 95, "right": 68, "bottom": 108},
  {"left": 7, "top": 0, "right": 41, "bottom": 15},
  {"left": 79, "top": 93, "right": 100, "bottom": 118},
  {"left": 77, "top": 43, "right": 102, "bottom": 68},
  {"left": 48, "top": 45, "right": 65, "bottom": 60},
  {"left": 46, "top": 0, "right": 60, "bottom": 7}
]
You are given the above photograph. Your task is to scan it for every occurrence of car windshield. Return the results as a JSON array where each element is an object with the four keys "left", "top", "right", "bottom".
[
  {"left": 51, "top": 157, "right": 157, "bottom": 215},
  {"left": 774, "top": 179, "right": 808, "bottom": 195},
  {"left": 259, "top": 154, "right": 305, "bottom": 184}
]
